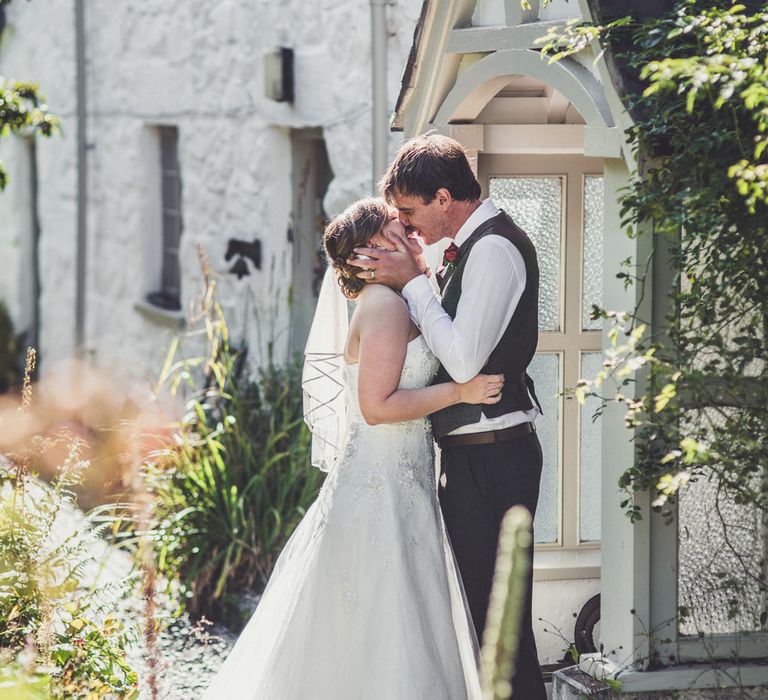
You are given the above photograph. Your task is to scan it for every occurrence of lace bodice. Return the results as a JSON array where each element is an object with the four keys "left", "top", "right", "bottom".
[
  {"left": 325, "top": 332, "right": 441, "bottom": 550},
  {"left": 343, "top": 334, "right": 439, "bottom": 426}
]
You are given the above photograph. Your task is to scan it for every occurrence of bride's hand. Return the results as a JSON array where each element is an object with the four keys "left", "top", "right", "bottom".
[{"left": 458, "top": 374, "right": 504, "bottom": 405}]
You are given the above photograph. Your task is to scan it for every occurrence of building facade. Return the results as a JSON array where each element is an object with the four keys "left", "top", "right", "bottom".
[{"left": 0, "top": 0, "right": 421, "bottom": 388}]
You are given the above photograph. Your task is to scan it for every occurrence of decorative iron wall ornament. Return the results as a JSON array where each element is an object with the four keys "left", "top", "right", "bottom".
[{"left": 225, "top": 238, "right": 262, "bottom": 279}]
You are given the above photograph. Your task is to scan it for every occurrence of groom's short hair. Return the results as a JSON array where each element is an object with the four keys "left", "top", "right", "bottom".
[{"left": 380, "top": 134, "right": 481, "bottom": 205}]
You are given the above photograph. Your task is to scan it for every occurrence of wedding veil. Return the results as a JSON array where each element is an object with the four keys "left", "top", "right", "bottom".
[{"left": 302, "top": 266, "right": 350, "bottom": 472}]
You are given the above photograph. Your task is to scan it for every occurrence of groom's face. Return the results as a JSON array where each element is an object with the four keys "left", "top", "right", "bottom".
[{"left": 390, "top": 190, "right": 450, "bottom": 246}]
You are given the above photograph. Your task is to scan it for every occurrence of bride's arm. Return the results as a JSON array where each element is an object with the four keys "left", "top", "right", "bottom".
[{"left": 356, "top": 289, "right": 503, "bottom": 426}]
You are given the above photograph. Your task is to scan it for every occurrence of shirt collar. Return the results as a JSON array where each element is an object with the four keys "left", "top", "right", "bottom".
[{"left": 453, "top": 198, "right": 500, "bottom": 248}]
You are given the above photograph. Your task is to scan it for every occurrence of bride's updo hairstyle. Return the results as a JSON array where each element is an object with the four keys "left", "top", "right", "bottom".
[{"left": 323, "top": 197, "right": 389, "bottom": 299}]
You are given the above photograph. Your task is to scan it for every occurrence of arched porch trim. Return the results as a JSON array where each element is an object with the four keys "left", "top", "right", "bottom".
[{"left": 432, "top": 49, "right": 614, "bottom": 129}]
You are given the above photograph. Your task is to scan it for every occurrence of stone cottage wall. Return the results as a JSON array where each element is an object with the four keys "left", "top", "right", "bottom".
[{"left": 0, "top": 0, "right": 422, "bottom": 386}]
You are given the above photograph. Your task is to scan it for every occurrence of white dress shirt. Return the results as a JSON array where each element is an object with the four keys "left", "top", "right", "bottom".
[{"left": 402, "top": 198, "right": 539, "bottom": 435}]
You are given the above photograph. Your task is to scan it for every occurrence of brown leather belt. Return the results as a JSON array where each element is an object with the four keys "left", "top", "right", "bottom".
[{"left": 439, "top": 422, "right": 535, "bottom": 449}]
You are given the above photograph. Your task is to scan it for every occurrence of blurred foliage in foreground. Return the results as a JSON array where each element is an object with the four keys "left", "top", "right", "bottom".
[{"left": 0, "top": 351, "right": 139, "bottom": 699}]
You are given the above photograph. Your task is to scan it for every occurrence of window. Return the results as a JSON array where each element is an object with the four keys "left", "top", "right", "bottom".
[
  {"left": 479, "top": 155, "right": 604, "bottom": 550},
  {"left": 147, "top": 127, "right": 183, "bottom": 311}
]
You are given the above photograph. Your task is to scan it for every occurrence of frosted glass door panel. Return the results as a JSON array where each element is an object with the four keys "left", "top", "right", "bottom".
[
  {"left": 582, "top": 176, "right": 605, "bottom": 330},
  {"left": 527, "top": 353, "right": 561, "bottom": 544},
  {"left": 490, "top": 177, "right": 563, "bottom": 331},
  {"left": 679, "top": 475, "right": 764, "bottom": 635},
  {"left": 678, "top": 408, "right": 765, "bottom": 635},
  {"left": 579, "top": 352, "right": 603, "bottom": 542}
]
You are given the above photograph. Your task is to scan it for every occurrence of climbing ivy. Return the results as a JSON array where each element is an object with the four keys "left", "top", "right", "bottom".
[{"left": 541, "top": 1, "right": 768, "bottom": 526}]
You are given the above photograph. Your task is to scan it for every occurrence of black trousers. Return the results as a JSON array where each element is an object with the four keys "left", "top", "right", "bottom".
[{"left": 439, "top": 431, "right": 546, "bottom": 700}]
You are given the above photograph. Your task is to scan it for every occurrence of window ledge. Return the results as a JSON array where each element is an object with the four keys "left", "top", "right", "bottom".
[
  {"left": 572, "top": 655, "right": 768, "bottom": 693},
  {"left": 134, "top": 300, "right": 186, "bottom": 329},
  {"left": 533, "top": 546, "right": 600, "bottom": 581}
]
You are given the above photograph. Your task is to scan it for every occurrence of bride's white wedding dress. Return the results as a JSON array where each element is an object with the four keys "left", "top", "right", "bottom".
[{"left": 202, "top": 335, "right": 481, "bottom": 699}]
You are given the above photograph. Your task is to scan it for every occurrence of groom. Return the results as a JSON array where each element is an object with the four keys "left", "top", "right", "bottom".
[{"left": 348, "top": 134, "right": 546, "bottom": 699}]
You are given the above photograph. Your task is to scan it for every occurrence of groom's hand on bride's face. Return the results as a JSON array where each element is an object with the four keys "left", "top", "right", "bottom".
[
  {"left": 347, "top": 234, "right": 423, "bottom": 291},
  {"left": 392, "top": 229, "right": 424, "bottom": 259}
]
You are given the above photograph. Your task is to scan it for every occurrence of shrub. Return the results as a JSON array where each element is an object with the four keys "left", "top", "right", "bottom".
[{"left": 147, "top": 274, "right": 324, "bottom": 627}]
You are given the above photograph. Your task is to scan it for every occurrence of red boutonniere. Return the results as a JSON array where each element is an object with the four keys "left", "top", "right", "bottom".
[{"left": 442, "top": 242, "right": 460, "bottom": 268}]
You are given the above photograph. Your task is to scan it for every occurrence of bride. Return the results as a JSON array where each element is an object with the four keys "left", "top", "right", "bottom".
[{"left": 202, "top": 198, "right": 504, "bottom": 699}]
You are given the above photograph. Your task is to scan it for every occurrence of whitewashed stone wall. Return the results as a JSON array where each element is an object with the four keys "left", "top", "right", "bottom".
[{"left": 0, "top": 0, "right": 422, "bottom": 386}]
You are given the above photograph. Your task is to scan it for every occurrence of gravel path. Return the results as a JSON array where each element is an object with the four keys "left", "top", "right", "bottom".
[
  {"left": 124, "top": 592, "right": 266, "bottom": 698},
  {"left": 125, "top": 605, "right": 238, "bottom": 699},
  {"left": 88, "top": 530, "right": 256, "bottom": 698}
]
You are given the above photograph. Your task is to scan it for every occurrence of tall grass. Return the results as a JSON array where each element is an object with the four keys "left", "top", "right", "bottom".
[{"left": 147, "top": 258, "right": 324, "bottom": 626}]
